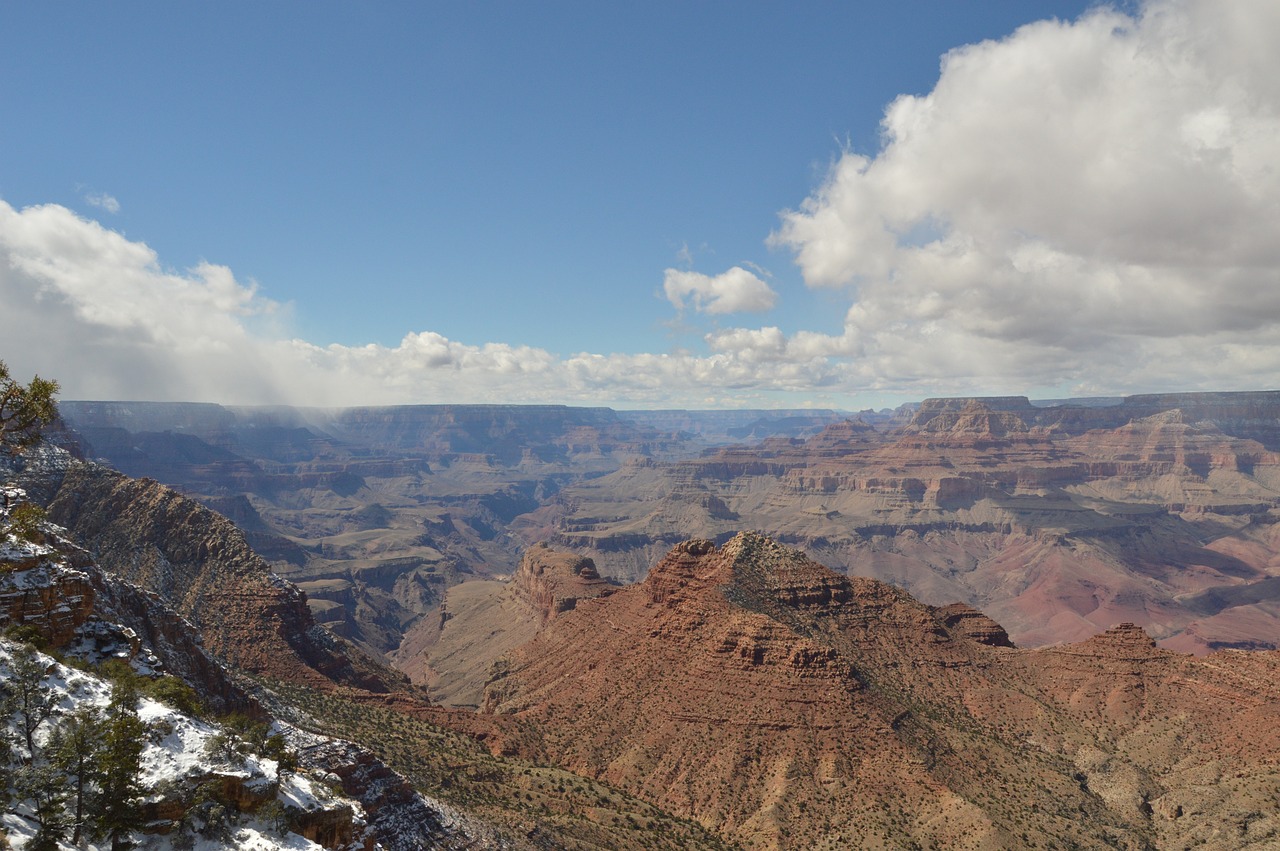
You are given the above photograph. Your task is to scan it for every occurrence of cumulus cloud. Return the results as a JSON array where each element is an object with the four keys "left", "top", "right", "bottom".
[
  {"left": 763, "top": 0, "right": 1280, "bottom": 396},
  {"left": 83, "top": 192, "right": 120, "bottom": 214},
  {"left": 663, "top": 266, "right": 778, "bottom": 315},
  {"left": 0, "top": 201, "right": 839, "bottom": 407}
]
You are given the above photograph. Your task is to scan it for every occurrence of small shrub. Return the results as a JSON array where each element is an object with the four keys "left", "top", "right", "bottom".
[
  {"left": 4, "top": 503, "right": 46, "bottom": 543},
  {"left": 203, "top": 731, "right": 249, "bottom": 768},
  {"left": 187, "top": 781, "right": 239, "bottom": 841},
  {"left": 258, "top": 798, "right": 290, "bottom": 837},
  {"left": 2, "top": 623, "right": 47, "bottom": 650},
  {"left": 141, "top": 675, "right": 204, "bottom": 716}
]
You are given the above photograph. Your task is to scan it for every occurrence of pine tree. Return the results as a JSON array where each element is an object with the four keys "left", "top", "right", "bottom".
[
  {"left": 12, "top": 761, "right": 70, "bottom": 851},
  {"left": 48, "top": 704, "right": 106, "bottom": 844},
  {"left": 93, "top": 677, "right": 146, "bottom": 851},
  {"left": 6, "top": 644, "right": 56, "bottom": 759}
]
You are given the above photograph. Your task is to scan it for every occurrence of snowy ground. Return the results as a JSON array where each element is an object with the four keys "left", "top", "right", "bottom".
[{"left": 0, "top": 640, "right": 366, "bottom": 851}]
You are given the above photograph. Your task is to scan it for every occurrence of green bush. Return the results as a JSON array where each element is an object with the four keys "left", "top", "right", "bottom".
[
  {"left": 140, "top": 676, "right": 204, "bottom": 717},
  {"left": 4, "top": 502, "right": 47, "bottom": 543}
]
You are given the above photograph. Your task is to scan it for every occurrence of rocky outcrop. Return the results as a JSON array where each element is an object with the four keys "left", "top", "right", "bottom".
[
  {"left": 1, "top": 490, "right": 257, "bottom": 714},
  {"left": 511, "top": 543, "right": 616, "bottom": 625},
  {"left": 932, "top": 602, "right": 1015, "bottom": 647},
  {"left": 295, "top": 735, "right": 523, "bottom": 851},
  {"left": 0, "top": 558, "right": 96, "bottom": 647}
]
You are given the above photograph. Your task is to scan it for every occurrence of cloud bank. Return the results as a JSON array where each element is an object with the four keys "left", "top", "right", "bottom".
[
  {"left": 764, "top": 0, "right": 1280, "bottom": 397},
  {"left": 4, "top": 0, "right": 1279, "bottom": 408},
  {"left": 0, "top": 201, "right": 842, "bottom": 406}
]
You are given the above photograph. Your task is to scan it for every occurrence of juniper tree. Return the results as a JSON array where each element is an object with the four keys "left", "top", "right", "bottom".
[
  {"left": 49, "top": 704, "right": 106, "bottom": 844},
  {"left": 6, "top": 644, "right": 56, "bottom": 758},
  {"left": 0, "top": 360, "right": 59, "bottom": 455},
  {"left": 0, "top": 724, "right": 14, "bottom": 806},
  {"left": 93, "top": 676, "right": 146, "bottom": 851},
  {"left": 13, "top": 761, "right": 71, "bottom": 851}
]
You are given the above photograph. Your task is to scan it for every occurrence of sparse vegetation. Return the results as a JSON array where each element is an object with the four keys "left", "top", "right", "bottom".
[
  {"left": 264, "top": 679, "right": 736, "bottom": 850},
  {"left": 0, "top": 360, "right": 59, "bottom": 455},
  {"left": 3, "top": 502, "right": 47, "bottom": 543}
]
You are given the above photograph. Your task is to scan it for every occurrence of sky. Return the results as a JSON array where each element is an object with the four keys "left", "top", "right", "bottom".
[{"left": 2, "top": 0, "right": 1278, "bottom": 411}]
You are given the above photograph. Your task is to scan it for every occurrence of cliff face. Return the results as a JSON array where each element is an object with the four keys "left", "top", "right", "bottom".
[
  {"left": 486, "top": 534, "right": 1280, "bottom": 851},
  {"left": 909, "top": 390, "right": 1280, "bottom": 449},
  {"left": 43, "top": 462, "right": 406, "bottom": 693},
  {"left": 1, "top": 486, "right": 254, "bottom": 715},
  {"left": 510, "top": 543, "right": 617, "bottom": 626}
]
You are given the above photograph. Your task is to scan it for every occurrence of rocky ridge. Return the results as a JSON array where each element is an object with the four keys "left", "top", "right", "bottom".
[
  {"left": 40, "top": 463, "right": 406, "bottom": 693},
  {"left": 485, "top": 533, "right": 1280, "bottom": 850}
]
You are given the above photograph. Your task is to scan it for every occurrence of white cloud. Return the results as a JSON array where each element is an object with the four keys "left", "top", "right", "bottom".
[
  {"left": 767, "top": 0, "right": 1280, "bottom": 395},
  {"left": 7, "top": 0, "right": 1280, "bottom": 410},
  {"left": 663, "top": 266, "right": 778, "bottom": 315},
  {"left": 83, "top": 192, "right": 120, "bottom": 214},
  {"left": 0, "top": 201, "right": 840, "bottom": 407}
]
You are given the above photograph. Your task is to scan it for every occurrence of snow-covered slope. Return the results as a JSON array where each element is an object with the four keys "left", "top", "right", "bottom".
[
  {"left": 2, "top": 480, "right": 520, "bottom": 851},
  {"left": 0, "top": 639, "right": 367, "bottom": 851}
]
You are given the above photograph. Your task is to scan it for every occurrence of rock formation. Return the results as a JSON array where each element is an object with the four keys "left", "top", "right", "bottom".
[
  {"left": 544, "top": 398, "right": 1280, "bottom": 653},
  {"left": 486, "top": 533, "right": 1280, "bottom": 850},
  {"left": 393, "top": 542, "right": 617, "bottom": 707}
]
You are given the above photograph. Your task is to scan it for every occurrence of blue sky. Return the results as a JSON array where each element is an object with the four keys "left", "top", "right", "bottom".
[{"left": 3, "top": 1, "right": 1278, "bottom": 410}]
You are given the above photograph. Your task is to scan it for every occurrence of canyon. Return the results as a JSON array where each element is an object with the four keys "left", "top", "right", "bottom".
[
  {"left": 17, "top": 389, "right": 1280, "bottom": 848},
  {"left": 61, "top": 392, "right": 1280, "bottom": 665}
]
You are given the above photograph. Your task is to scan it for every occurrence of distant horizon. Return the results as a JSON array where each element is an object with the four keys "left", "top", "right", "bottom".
[
  {"left": 55, "top": 386, "right": 1280, "bottom": 417},
  {"left": 5, "top": 1, "right": 1278, "bottom": 410}
]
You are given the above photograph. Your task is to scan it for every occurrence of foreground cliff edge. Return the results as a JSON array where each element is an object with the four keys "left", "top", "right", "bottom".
[{"left": 485, "top": 532, "right": 1280, "bottom": 850}]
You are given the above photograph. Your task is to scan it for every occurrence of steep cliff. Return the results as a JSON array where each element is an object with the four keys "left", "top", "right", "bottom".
[{"left": 43, "top": 463, "right": 407, "bottom": 693}]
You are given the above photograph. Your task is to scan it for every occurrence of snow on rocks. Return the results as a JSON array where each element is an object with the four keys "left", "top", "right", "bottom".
[{"left": 0, "top": 639, "right": 369, "bottom": 851}]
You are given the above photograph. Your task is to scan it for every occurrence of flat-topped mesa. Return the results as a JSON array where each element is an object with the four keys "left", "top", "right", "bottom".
[
  {"left": 799, "top": 417, "right": 884, "bottom": 452},
  {"left": 906, "top": 396, "right": 1038, "bottom": 430},
  {"left": 906, "top": 400, "right": 1034, "bottom": 439},
  {"left": 1071, "top": 409, "right": 1277, "bottom": 481},
  {"left": 512, "top": 542, "right": 617, "bottom": 624},
  {"left": 897, "top": 390, "right": 1280, "bottom": 447}
]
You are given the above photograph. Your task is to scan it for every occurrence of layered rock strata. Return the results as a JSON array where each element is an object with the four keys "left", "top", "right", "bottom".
[{"left": 486, "top": 534, "right": 1280, "bottom": 850}]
